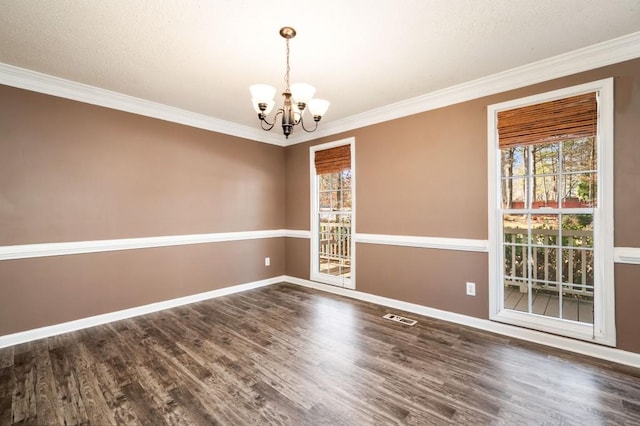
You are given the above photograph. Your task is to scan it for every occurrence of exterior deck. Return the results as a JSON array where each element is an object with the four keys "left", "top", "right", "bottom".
[{"left": 504, "top": 285, "right": 594, "bottom": 323}]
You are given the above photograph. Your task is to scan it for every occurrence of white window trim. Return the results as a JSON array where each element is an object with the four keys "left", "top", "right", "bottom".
[
  {"left": 309, "top": 137, "right": 356, "bottom": 289},
  {"left": 487, "top": 78, "right": 615, "bottom": 346}
]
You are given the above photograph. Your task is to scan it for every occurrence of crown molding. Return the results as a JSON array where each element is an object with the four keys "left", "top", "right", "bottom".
[
  {"left": 0, "top": 63, "right": 285, "bottom": 147},
  {"left": 2, "top": 31, "right": 639, "bottom": 148},
  {"left": 287, "top": 31, "right": 640, "bottom": 145}
]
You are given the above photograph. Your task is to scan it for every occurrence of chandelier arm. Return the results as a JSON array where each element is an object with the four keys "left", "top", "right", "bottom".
[
  {"left": 299, "top": 115, "right": 319, "bottom": 133},
  {"left": 260, "top": 109, "right": 283, "bottom": 130}
]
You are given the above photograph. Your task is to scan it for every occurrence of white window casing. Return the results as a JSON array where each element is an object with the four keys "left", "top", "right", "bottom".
[{"left": 487, "top": 78, "right": 615, "bottom": 346}]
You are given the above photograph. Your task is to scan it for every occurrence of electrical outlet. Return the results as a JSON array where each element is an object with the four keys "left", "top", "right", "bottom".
[
  {"left": 466, "top": 282, "right": 476, "bottom": 296},
  {"left": 264, "top": 257, "right": 270, "bottom": 266}
]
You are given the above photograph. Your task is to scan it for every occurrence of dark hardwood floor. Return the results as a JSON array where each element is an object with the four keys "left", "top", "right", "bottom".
[{"left": 1, "top": 282, "right": 639, "bottom": 425}]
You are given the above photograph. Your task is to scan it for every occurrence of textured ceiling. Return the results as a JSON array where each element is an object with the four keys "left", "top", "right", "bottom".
[{"left": 1, "top": 1, "right": 640, "bottom": 131}]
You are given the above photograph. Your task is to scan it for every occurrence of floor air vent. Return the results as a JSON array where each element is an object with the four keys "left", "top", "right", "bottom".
[{"left": 382, "top": 313, "right": 417, "bottom": 326}]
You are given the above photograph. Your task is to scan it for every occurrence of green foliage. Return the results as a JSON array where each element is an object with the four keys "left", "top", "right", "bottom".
[{"left": 578, "top": 180, "right": 596, "bottom": 202}]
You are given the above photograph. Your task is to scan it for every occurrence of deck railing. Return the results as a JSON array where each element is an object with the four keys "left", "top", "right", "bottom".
[
  {"left": 317, "top": 223, "right": 593, "bottom": 297},
  {"left": 319, "top": 221, "right": 351, "bottom": 265},
  {"left": 503, "top": 227, "right": 593, "bottom": 296}
]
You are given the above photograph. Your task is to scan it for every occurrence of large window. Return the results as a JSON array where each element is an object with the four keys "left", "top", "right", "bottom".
[
  {"left": 310, "top": 138, "right": 355, "bottom": 288},
  {"left": 488, "top": 80, "right": 615, "bottom": 345}
]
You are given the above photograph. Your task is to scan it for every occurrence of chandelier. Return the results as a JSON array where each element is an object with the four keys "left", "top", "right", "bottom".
[{"left": 250, "top": 27, "right": 330, "bottom": 139}]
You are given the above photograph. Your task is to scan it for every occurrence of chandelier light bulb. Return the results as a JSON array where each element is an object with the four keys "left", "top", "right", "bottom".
[
  {"left": 290, "top": 83, "right": 316, "bottom": 107},
  {"left": 249, "top": 84, "right": 276, "bottom": 104},
  {"left": 308, "top": 99, "right": 330, "bottom": 119}
]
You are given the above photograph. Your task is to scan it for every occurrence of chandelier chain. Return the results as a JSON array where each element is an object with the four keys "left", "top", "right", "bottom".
[{"left": 284, "top": 38, "right": 290, "bottom": 92}]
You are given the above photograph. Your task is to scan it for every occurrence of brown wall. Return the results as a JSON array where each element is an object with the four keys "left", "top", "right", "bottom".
[
  {"left": 0, "top": 239, "right": 284, "bottom": 335},
  {"left": 284, "top": 237, "right": 310, "bottom": 279},
  {"left": 615, "top": 264, "right": 640, "bottom": 354},
  {"left": 285, "top": 58, "right": 640, "bottom": 354},
  {"left": 0, "top": 85, "right": 285, "bottom": 335},
  {"left": 2, "top": 56, "right": 639, "bottom": 354},
  {"left": 1, "top": 86, "right": 284, "bottom": 244}
]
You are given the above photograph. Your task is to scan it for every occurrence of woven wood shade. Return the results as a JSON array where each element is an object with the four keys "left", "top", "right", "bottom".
[
  {"left": 314, "top": 145, "right": 351, "bottom": 174},
  {"left": 498, "top": 92, "right": 597, "bottom": 148}
]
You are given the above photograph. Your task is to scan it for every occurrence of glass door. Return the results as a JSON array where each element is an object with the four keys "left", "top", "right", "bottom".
[
  {"left": 310, "top": 139, "right": 355, "bottom": 288},
  {"left": 488, "top": 80, "right": 615, "bottom": 346}
]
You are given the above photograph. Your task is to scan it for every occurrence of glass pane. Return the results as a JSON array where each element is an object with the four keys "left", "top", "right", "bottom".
[
  {"left": 329, "top": 191, "right": 338, "bottom": 211},
  {"left": 562, "top": 137, "right": 596, "bottom": 173},
  {"left": 319, "top": 174, "right": 332, "bottom": 191},
  {"left": 561, "top": 248, "right": 593, "bottom": 290},
  {"left": 503, "top": 203, "right": 532, "bottom": 315},
  {"left": 502, "top": 177, "right": 527, "bottom": 209},
  {"left": 318, "top": 213, "right": 336, "bottom": 275},
  {"left": 503, "top": 242, "right": 528, "bottom": 313},
  {"left": 330, "top": 173, "right": 339, "bottom": 190},
  {"left": 342, "top": 190, "right": 352, "bottom": 210},
  {"left": 562, "top": 214, "right": 593, "bottom": 247},
  {"left": 320, "top": 258, "right": 338, "bottom": 275},
  {"left": 533, "top": 245, "right": 561, "bottom": 319},
  {"left": 562, "top": 249, "right": 581, "bottom": 284},
  {"left": 531, "top": 214, "right": 558, "bottom": 246},
  {"left": 503, "top": 214, "right": 528, "bottom": 243},
  {"left": 563, "top": 295, "right": 593, "bottom": 324},
  {"left": 318, "top": 213, "right": 351, "bottom": 278},
  {"left": 504, "top": 240, "right": 529, "bottom": 299},
  {"left": 562, "top": 172, "right": 597, "bottom": 207},
  {"left": 341, "top": 169, "right": 352, "bottom": 188},
  {"left": 561, "top": 248, "right": 580, "bottom": 284},
  {"left": 536, "top": 287, "right": 560, "bottom": 319},
  {"left": 541, "top": 247, "right": 559, "bottom": 283},
  {"left": 531, "top": 245, "right": 542, "bottom": 281},
  {"left": 319, "top": 192, "right": 331, "bottom": 210},
  {"left": 532, "top": 175, "right": 558, "bottom": 209},
  {"left": 561, "top": 277, "right": 591, "bottom": 323},
  {"left": 532, "top": 143, "right": 559, "bottom": 176},
  {"left": 501, "top": 146, "right": 527, "bottom": 177},
  {"left": 560, "top": 246, "right": 594, "bottom": 323},
  {"left": 585, "top": 250, "right": 595, "bottom": 287},
  {"left": 504, "top": 286, "right": 529, "bottom": 313}
]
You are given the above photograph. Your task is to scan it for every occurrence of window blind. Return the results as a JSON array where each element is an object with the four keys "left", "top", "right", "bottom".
[
  {"left": 314, "top": 145, "right": 351, "bottom": 174},
  {"left": 497, "top": 92, "right": 597, "bottom": 148}
]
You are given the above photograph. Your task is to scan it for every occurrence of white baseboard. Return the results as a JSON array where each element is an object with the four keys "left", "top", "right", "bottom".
[
  {"left": 3, "top": 273, "right": 639, "bottom": 369},
  {"left": 0, "top": 276, "right": 282, "bottom": 349},
  {"left": 283, "top": 275, "right": 640, "bottom": 369}
]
